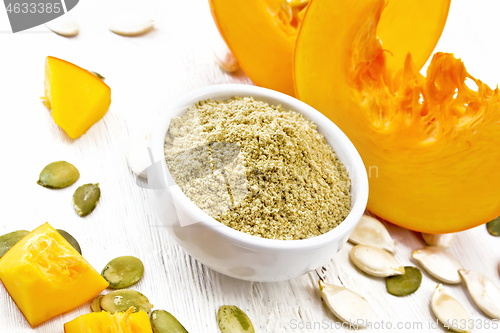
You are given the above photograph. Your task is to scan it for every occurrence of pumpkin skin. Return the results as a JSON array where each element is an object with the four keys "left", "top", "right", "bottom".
[
  {"left": 64, "top": 308, "right": 153, "bottom": 333},
  {"left": 0, "top": 223, "right": 109, "bottom": 327},
  {"left": 294, "top": 0, "right": 500, "bottom": 233}
]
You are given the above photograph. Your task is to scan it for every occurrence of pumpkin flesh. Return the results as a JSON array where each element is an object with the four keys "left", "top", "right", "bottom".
[
  {"left": 64, "top": 308, "right": 153, "bottom": 333},
  {"left": 295, "top": 0, "right": 500, "bottom": 233}
]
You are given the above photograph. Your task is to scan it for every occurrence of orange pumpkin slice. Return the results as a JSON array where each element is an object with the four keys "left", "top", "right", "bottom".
[
  {"left": 0, "top": 223, "right": 109, "bottom": 327},
  {"left": 64, "top": 308, "right": 153, "bottom": 333},
  {"left": 44, "top": 56, "right": 111, "bottom": 139},
  {"left": 295, "top": 0, "right": 500, "bottom": 233}
]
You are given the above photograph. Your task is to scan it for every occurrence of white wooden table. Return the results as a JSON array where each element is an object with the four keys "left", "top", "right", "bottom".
[{"left": 1, "top": 0, "right": 499, "bottom": 332}]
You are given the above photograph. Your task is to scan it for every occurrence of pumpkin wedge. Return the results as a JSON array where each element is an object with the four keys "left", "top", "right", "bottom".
[
  {"left": 44, "top": 56, "right": 111, "bottom": 139},
  {"left": 64, "top": 308, "right": 153, "bottom": 333},
  {"left": 295, "top": 0, "right": 500, "bottom": 233},
  {"left": 209, "top": 0, "right": 309, "bottom": 96},
  {"left": 0, "top": 223, "right": 109, "bottom": 327}
]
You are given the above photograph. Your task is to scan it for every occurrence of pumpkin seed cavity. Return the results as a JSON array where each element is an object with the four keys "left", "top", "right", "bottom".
[
  {"left": 0, "top": 230, "right": 30, "bottom": 258},
  {"left": 56, "top": 229, "right": 82, "bottom": 255},
  {"left": 412, "top": 247, "right": 463, "bottom": 284},
  {"left": 150, "top": 310, "right": 189, "bottom": 333},
  {"left": 100, "top": 289, "right": 153, "bottom": 314},
  {"left": 90, "top": 295, "right": 104, "bottom": 312},
  {"left": 349, "top": 244, "right": 405, "bottom": 277},
  {"left": 349, "top": 215, "right": 395, "bottom": 252},
  {"left": 386, "top": 266, "right": 422, "bottom": 296},
  {"left": 73, "top": 183, "right": 101, "bottom": 216},
  {"left": 486, "top": 216, "right": 500, "bottom": 236},
  {"left": 319, "top": 280, "right": 374, "bottom": 328},
  {"left": 431, "top": 284, "right": 472, "bottom": 333},
  {"left": 217, "top": 305, "right": 255, "bottom": 333},
  {"left": 37, "top": 161, "right": 80, "bottom": 189},
  {"left": 101, "top": 256, "right": 144, "bottom": 289}
]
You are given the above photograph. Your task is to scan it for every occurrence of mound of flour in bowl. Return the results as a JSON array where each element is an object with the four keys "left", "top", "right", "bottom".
[{"left": 164, "top": 97, "right": 351, "bottom": 240}]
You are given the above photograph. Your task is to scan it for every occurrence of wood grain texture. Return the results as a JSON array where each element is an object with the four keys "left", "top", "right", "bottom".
[{"left": 0, "top": 0, "right": 499, "bottom": 332}]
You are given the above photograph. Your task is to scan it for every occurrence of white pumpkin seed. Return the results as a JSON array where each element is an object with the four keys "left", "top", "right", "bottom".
[
  {"left": 45, "top": 15, "right": 79, "bottom": 37},
  {"left": 431, "top": 284, "right": 472, "bottom": 333},
  {"left": 212, "top": 35, "right": 239, "bottom": 73},
  {"left": 127, "top": 136, "right": 151, "bottom": 179},
  {"left": 319, "top": 280, "right": 374, "bottom": 328},
  {"left": 422, "top": 233, "right": 456, "bottom": 248},
  {"left": 109, "top": 13, "right": 154, "bottom": 36},
  {"left": 459, "top": 269, "right": 500, "bottom": 319},
  {"left": 349, "top": 215, "right": 395, "bottom": 252},
  {"left": 412, "top": 247, "right": 463, "bottom": 284},
  {"left": 349, "top": 244, "right": 404, "bottom": 277}
]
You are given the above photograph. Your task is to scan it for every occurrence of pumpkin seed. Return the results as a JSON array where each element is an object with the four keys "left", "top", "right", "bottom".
[
  {"left": 412, "top": 247, "right": 463, "bottom": 284},
  {"left": 319, "top": 280, "right": 374, "bottom": 328},
  {"left": 386, "top": 266, "right": 422, "bottom": 296},
  {"left": 151, "top": 310, "right": 189, "bottom": 333},
  {"left": 37, "top": 161, "right": 80, "bottom": 189},
  {"left": 100, "top": 289, "right": 153, "bottom": 314},
  {"left": 90, "top": 295, "right": 104, "bottom": 312},
  {"left": 459, "top": 269, "right": 500, "bottom": 319},
  {"left": 108, "top": 13, "right": 154, "bottom": 36},
  {"left": 486, "top": 216, "right": 500, "bottom": 236},
  {"left": 431, "top": 284, "right": 472, "bottom": 333},
  {"left": 73, "top": 183, "right": 101, "bottom": 216},
  {"left": 0, "top": 230, "right": 30, "bottom": 258},
  {"left": 89, "top": 71, "right": 105, "bottom": 80},
  {"left": 421, "top": 233, "right": 456, "bottom": 248},
  {"left": 101, "top": 256, "right": 144, "bottom": 289},
  {"left": 349, "top": 244, "right": 405, "bottom": 277},
  {"left": 212, "top": 35, "right": 239, "bottom": 73},
  {"left": 56, "top": 229, "right": 82, "bottom": 255},
  {"left": 45, "top": 15, "right": 79, "bottom": 37},
  {"left": 217, "top": 305, "right": 255, "bottom": 333},
  {"left": 349, "top": 215, "right": 395, "bottom": 252}
]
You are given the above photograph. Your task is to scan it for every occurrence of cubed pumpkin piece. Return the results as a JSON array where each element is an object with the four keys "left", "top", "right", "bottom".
[
  {"left": 0, "top": 223, "right": 109, "bottom": 327},
  {"left": 44, "top": 56, "right": 111, "bottom": 139},
  {"left": 64, "top": 308, "right": 153, "bottom": 333}
]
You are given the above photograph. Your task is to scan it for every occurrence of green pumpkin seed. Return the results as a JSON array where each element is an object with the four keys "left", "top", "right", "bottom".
[
  {"left": 89, "top": 70, "right": 105, "bottom": 80},
  {"left": 37, "top": 161, "right": 80, "bottom": 189},
  {"left": 0, "top": 230, "right": 30, "bottom": 258},
  {"left": 90, "top": 295, "right": 104, "bottom": 312},
  {"left": 217, "top": 305, "right": 255, "bottom": 333},
  {"left": 486, "top": 216, "right": 500, "bottom": 236},
  {"left": 100, "top": 289, "right": 153, "bottom": 314},
  {"left": 150, "top": 310, "right": 189, "bottom": 333},
  {"left": 386, "top": 266, "right": 422, "bottom": 297},
  {"left": 73, "top": 183, "right": 101, "bottom": 216},
  {"left": 56, "top": 229, "right": 82, "bottom": 255},
  {"left": 101, "top": 256, "right": 144, "bottom": 289}
]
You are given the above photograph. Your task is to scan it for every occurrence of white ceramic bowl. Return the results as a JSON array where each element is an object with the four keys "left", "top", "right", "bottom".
[{"left": 150, "top": 84, "right": 368, "bottom": 282}]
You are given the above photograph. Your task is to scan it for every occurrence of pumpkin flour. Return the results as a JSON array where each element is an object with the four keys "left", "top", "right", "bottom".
[{"left": 164, "top": 97, "right": 351, "bottom": 240}]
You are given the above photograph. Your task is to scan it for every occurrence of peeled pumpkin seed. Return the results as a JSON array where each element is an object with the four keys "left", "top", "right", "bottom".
[
  {"left": 73, "top": 183, "right": 101, "bottom": 216},
  {"left": 486, "top": 216, "right": 500, "bottom": 236},
  {"left": 90, "top": 295, "right": 104, "bottom": 312},
  {"left": 37, "top": 161, "right": 80, "bottom": 189},
  {"left": 101, "top": 256, "right": 144, "bottom": 289},
  {"left": 412, "top": 247, "right": 463, "bottom": 284},
  {"left": 422, "top": 233, "right": 456, "bottom": 248},
  {"left": 45, "top": 15, "right": 79, "bottom": 37},
  {"left": 100, "top": 289, "right": 153, "bottom": 314},
  {"left": 89, "top": 71, "right": 105, "bottom": 80},
  {"left": 56, "top": 229, "right": 82, "bottom": 255},
  {"left": 386, "top": 266, "right": 422, "bottom": 297},
  {"left": 349, "top": 215, "right": 395, "bottom": 252},
  {"left": 319, "top": 280, "right": 374, "bottom": 328},
  {"left": 459, "top": 269, "right": 500, "bottom": 319},
  {"left": 0, "top": 230, "right": 30, "bottom": 258},
  {"left": 431, "top": 284, "right": 472, "bottom": 333},
  {"left": 108, "top": 13, "right": 154, "bottom": 36},
  {"left": 349, "top": 244, "right": 405, "bottom": 277},
  {"left": 212, "top": 36, "right": 239, "bottom": 73},
  {"left": 151, "top": 310, "right": 189, "bottom": 333},
  {"left": 217, "top": 305, "right": 255, "bottom": 333}
]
